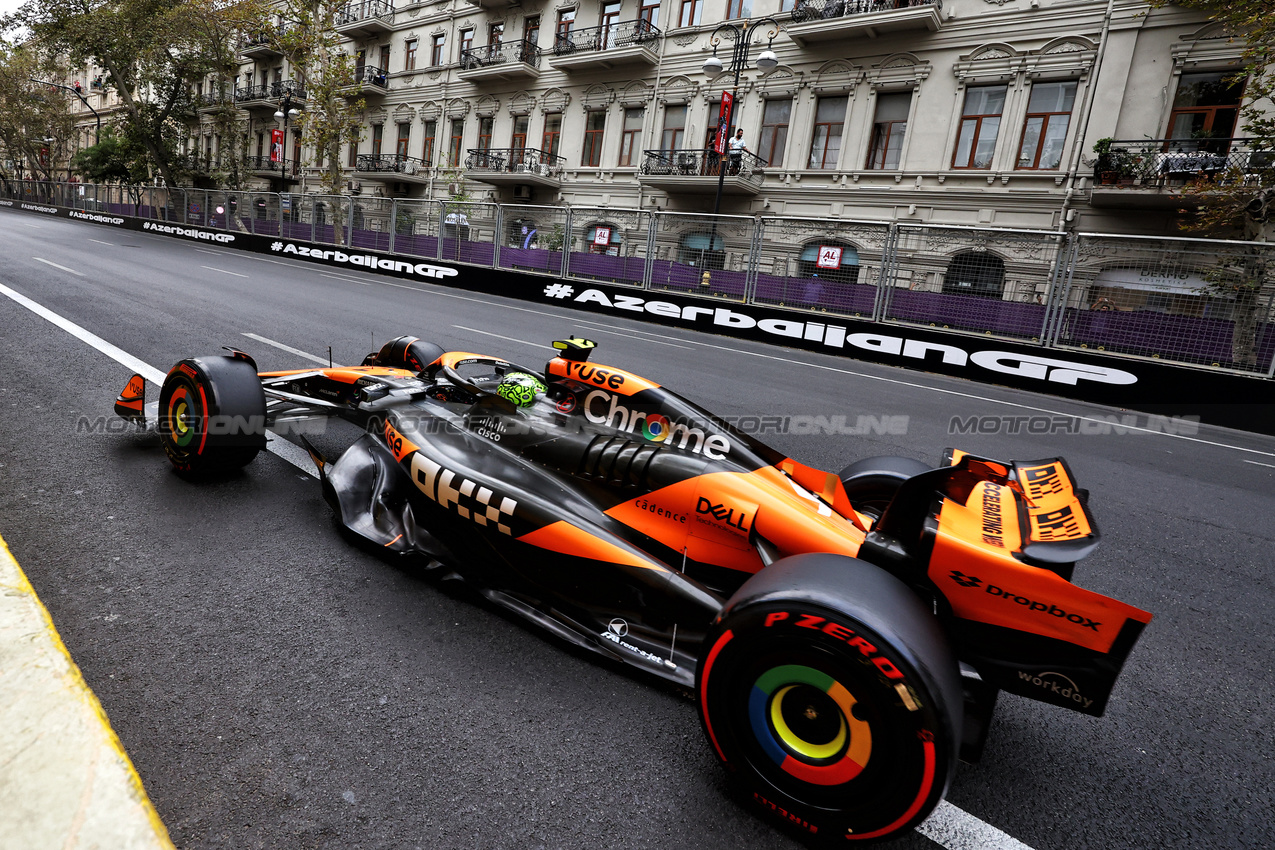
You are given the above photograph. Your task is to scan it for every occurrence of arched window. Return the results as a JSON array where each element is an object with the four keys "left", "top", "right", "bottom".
[
  {"left": 677, "top": 230, "right": 724, "bottom": 269},
  {"left": 943, "top": 251, "right": 1005, "bottom": 298},
  {"left": 797, "top": 242, "right": 860, "bottom": 285}
]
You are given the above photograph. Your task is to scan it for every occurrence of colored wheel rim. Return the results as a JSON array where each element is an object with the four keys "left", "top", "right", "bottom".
[{"left": 747, "top": 664, "right": 872, "bottom": 786}]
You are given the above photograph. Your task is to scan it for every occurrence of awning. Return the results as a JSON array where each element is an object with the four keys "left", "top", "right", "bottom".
[
  {"left": 799, "top": 244, "right": 860, "bottom": 266},
  {"left": 1095, "top": 268, "right": 1211, "bottom": 294},
  {"left": 681, "top": 233, "right": 725, "bottom": 251}
]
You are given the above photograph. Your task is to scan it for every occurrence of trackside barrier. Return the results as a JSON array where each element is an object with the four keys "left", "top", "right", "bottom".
[{"left": 3, "top": 179, "right": 1274, "bottom": 378}]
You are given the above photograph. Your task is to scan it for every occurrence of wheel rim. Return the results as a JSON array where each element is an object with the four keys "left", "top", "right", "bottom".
[
  {"left": 748, "top": 664, "right": 872, "bottom": 786},
  {"left": 163, "top": 378, "right": 207, "bottom": 461}
]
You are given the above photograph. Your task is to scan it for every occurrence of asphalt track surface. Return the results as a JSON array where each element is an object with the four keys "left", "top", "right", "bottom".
[{"left": 1, "top": 211, "right": 1272, "bottom": 850}]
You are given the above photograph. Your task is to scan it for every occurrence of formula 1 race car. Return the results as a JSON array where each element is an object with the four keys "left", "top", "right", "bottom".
[{"left": 113, "top": 335, "right": 1152, "bottom": 844}]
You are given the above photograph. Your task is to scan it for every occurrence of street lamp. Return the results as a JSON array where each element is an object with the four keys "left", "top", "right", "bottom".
[
  {"left": 702, "top": 18, "right": 782, "bottom": 217},
  {"left": 273, "top": 94, "right": 301, "bottom": 183},
  {"left": 30, "top": 78, "right": 101, "bottom": 146}
]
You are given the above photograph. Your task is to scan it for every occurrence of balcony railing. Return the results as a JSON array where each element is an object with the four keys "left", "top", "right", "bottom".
[
  {"left": 244, "top": 155, "right": 300, "bottom": 176},
  {"left": 1093, "top": 138, "right": 1274, "bottom": 186},
  {"left": 791, "top": 0, "right": 940, "bottom": 23},
  {"left": 355, "top": 154, "right": 428, "bottom": 175},
  {"left": 639, "top": 148, "right": 769, "bottom": 178},
  {"left": 351, "top": 65, "right": 389, "bottom": 89},
  {"left": 552, "top": 19, "right": 661, "bottom": 55},
  {"left": 235, "top": 80, "right": 307, "bottom": 102},
  {"left": 240, "top": 30, "right": 287, "bottom": 52},
  {"left": 460, "top": 40, "right": 541, "bottom": 70},
  {"left": 337, "top": 0, "right": 393, "bottom": 26},
  {"left": 464, "top": 147, "right": 564, "bottom": 176}
]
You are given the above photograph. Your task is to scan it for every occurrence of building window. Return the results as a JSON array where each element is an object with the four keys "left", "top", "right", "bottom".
[
  {"left": 943, "top": 251, "right": 1006, "bottom": 298},
  {"left": 459, "top": 28, "right": 474, "bottom": 56},
  {"left": 600, "top": 1, "right": 621, "bottom": 48},
  {"left": 449, "top": 118, "right": 465, "bottom": 166},
  {"left": 489, "top": 22, "right": 504, "bottom": 45},
  {"left": 379, "top": 45, "right": 390, "bottom": 71},
  {"left": 1167, "top": 71, "right": 1246, "bottom": 144},
  {"left": 678, "top": 0, "right": 701, "bottom": 28},
  {"left": 619, "top": 106, "right": 644, "bottom": 166},
  {"left": 556, "top": 9, "right": 575, "bottom": 40},
  {"left": 348, "top": 139, "right": 358, "bottom": 168},
  {"left": 640, "top": 0, "right": 659, "bottom": 26},
  {"left": 1016, "top": 81, "right": 1076, "bottom": 170},
  {"left": 953, "top": 85, "right": 1006, "bottom": 169},
  {"left": 866, "top": 92, "right": 910, "bottom": 170},
  {"left": 396, "top": 123, "right": 410, "bottom": 159},
  {"left": 757, "top": 98, "right": 789, "bottom": 168},
  {"left": 582, "top": 108, "right": 606, "bottom": 167},
  {"left": 726, "top": 0, "right": 751, "bottom": 19},
  {"left": 291, "top": 130, "right": 302, "bottom": 173},
  {"left": 542, "top": 113, "right": 563, "bottom": 159},
  {"left": 511, "top": 115, "right": 529, "bottom": 156},
  {"left": 477, "top": 116, "right": 494, "bottom": 152},
  {"left": 523, "top": 15, "right": 540, "bottom": 47},
  {"left": 661, "top": 104, "right": 686, "bottom": 152},
  {"left": 370, "top": 124, "right": 383, "bottom": 156},
  {"left": 808, "top": 95, "right": 847, "bottom": 170},
  {"left": 422, "top": 119, "right": 436, "bottom": 164},
  {"left": 430, "top": 34, "right": 445, "bottom": 66},
  {"left": 404, "top": 38, "right": 418, "bottom": 71}
]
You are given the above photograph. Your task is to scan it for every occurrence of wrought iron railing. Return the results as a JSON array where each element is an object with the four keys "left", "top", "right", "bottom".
[
  {"left": 235, "top": 80, "right": 307, "bottom": 102},
  {"left": 1093, "top": 138, "right": 1275, "bottom": 185},
  {"left": 351, "top": 65, "right": 389, "bottom": 89},
  {"left": 240, "top": 30, "right": 287, "bottom": 51},
  {"left": 791, "top": 0, "right": 940, "bottom": 24},
  {"left": 355, "top": 154, "right": 428, "bottom": 175},
  {"left": 459, "top": 40, "right": 541, "bottom": 71},
  {"left": 639, "top": 148, "right": 769, "bottom": 178},
  {"left": 463, "top": 147, "right": 565, "bottom": 176},
  {"left": 552, "top": 19, "right": 661, "bottom": 55},
  {"left": 337, "top": 0, "right": 393, "bottom": 26},
  {"left": 244, "top": 155, "right": 300, "bottom": 175}
]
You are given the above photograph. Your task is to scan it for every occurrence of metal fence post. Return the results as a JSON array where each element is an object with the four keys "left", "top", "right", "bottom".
[
  {"left": 643, "top": 211, "right": 656, "bottom": 290},
  {"left": 388, "top": 198, "right": 398, "bottom": 255},
  {"left": 744, "top": 217, "right": 763, "bottom": 304},
  {"left": 492, "top": 202, "right": 504, "bottom": 270},
  {"left": 560, "top": 207, "right": 572, "bottom": 279},
  {"left": 872, "top": 223, "right": 898, "bottom": 322}
]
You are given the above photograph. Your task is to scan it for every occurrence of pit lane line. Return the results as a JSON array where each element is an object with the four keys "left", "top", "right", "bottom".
[{"left": 0, "top": 282, "right": 315, "bottom": 478}]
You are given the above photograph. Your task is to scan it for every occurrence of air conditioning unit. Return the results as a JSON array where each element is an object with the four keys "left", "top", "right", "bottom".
[
  {"left": 512, "top": 184, "right": 533, "bottom": 201},
  {"left": 347, "top": 180, "right": 362, "bottom": 193}
]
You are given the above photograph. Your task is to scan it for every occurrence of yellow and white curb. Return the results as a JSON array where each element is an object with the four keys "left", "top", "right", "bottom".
[{"left": 0, "top": 533, "right": 174, "bottom": 850}]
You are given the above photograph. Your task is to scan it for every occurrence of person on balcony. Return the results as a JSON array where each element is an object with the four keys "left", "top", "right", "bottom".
[{"left": 728, "top": 129, "right": 748, "bottom": 175}]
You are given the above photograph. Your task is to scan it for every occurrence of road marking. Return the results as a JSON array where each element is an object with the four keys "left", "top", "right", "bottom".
[
  {"left": 319, "top": 272, "right": 371, "bottom": 285},
  {"left": 1243, "top": 459, "right": 1275, "bottom": 469},
  {"left": 242, "top": 332, "right": 341, "bottom": 366},
  {"left": 0, "top": 282, "right": 315, "bottom": 477},
  {"left": 452, "top": 326, "right": 546, "bottom": 350},
  {"left": 33, "top": 257, "right": 84, "bottom": 276},
  {"left": 917, "top": 802, "right": 1036, "bottom": 849},
  {"left": 22, "top": 222, "right": 41, "bottom": 228},
  {"left": 89, "top": 238, "right": 114, "bottom": 246},
  {"left": 200, "top": 265, "right": 248, "bottom": 278}
]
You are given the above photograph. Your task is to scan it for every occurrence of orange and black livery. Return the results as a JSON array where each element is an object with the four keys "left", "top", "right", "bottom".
[{"left": 114, "top": 333, "right": 1152, "bottom": 845}]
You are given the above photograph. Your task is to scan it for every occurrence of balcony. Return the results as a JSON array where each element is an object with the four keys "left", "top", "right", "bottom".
[
  {"left": 463, "top": 147, "right": 564, "bottom": 188},
  {"left": 235, "top": 80, "right": 307, "bottom": 114},
  {"left": 548, "top": 20, "right": 661, "bottom": 71},
  {"left": 240, "top": 31, "right": 284, "bottom": 60},
  {"left": 787, "top": 0, "right": 942, "bottom": 46},
  {"left": 637, "top": 149, "right": 767, "bottom": 195},
  {"left": 335, "top": 0, "right": 394, "bottom": 38},
  {"left": 355, "top": 154, "right": 432, "bottom": 184},
  {"left": 243, "top": 155, "right": 302, "bottom": 180},
  {"left": 341, "top": 65, "right": 389, "bottom": 99},
  {"left": 1089, "top": 138, "right": 1272, "bottom": 209},
  {"left": 457, "top": 41, "right": 542, "bottom": 82},
  {"left": 194, "top": 92, "right": 233, "bottom": 114},
  {"left": 463, "top": 0, "right": 521, "bottom": 8}
]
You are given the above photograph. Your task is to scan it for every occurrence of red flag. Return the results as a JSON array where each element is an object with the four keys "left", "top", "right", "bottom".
[{"left": 714, "top": 92, "right": 733, "bottom": 155}]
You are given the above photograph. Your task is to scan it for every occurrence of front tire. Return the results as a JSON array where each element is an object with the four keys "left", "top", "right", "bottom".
[
  {"left": 838, "top": 456, "right": 931, "bottom": 520},
  {"left": 158, "top": 355, "right": 266, "bottom": 475},
  {"left": 697, "top": 554, "right": 960, "bottom": 844}
]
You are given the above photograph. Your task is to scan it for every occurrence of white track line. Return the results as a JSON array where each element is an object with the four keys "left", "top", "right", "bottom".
[
  {"left": 1243, "top": 459, "right": 1275, "bottom": 469},
  {"left": 242, "top": 332, "right": 342, "bottom": 366},
  {"left": 33, "top": 257, "right": 84, "bottom": 276},
  {"left": 0, "top": 282, "right": 314, "bottom": 477},
  {"left": 200, "top": 265, "right": 249, "bottom": 278},
  {"left": 89, "top": 239, "right": 114, "bottom": 246},
  {"left": 918, "top": 802, "right": 1036, "bottom": 850}
]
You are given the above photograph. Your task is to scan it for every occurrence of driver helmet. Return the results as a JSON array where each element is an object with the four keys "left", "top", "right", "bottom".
[{"left": 496, "top": 372, "right": 547, "bottom": 407}]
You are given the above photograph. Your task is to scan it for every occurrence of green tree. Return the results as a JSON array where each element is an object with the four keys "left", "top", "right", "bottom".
[
  {"left": 69, "top": 125, "right": 146, "bottom": 182},
  {"left": 0, "top": 43, "right": 74, "bottom": 184},
  {"left": 6, "top": 0, "right": 269, "bottom": 187},
  {"left": 1147, "top": 1, "right": 1275, "bottom": 366}
]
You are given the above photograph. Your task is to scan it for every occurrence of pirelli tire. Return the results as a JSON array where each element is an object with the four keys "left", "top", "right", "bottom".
[
  {"left": 838, "top": 456, "right": 931, "bottom": 519},
  {"left": 697, "top": 554, "right": 961, "bottom": 844},
  {"left": 158, "top": 355, "right": 267, "bottom": 476}
]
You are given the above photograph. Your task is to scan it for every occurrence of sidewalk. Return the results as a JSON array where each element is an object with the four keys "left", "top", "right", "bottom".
[{"left": 0, "top": 532, "right": 174, "bottom": 850}]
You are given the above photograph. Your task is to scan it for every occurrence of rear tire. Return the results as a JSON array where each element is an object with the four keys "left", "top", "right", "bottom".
[
  {"left": 697, "top": 554, "right": 960, "bottom": 844},
  {"left": 838, "top": 456, "right": 930, "bottom": 519},
  {"left": 158, "top": 355, "right": 266, "bottom": 475}
]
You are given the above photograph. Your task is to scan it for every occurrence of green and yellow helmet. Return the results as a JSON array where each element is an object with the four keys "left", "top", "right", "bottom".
[{"left": 496, "top": 372, "right": 547, "bottom": 407}]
